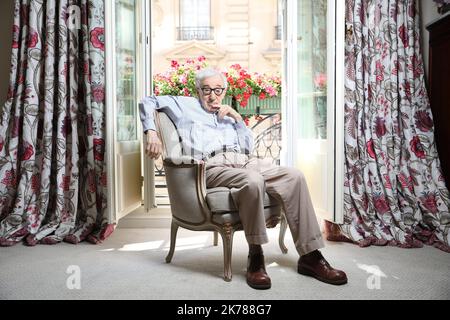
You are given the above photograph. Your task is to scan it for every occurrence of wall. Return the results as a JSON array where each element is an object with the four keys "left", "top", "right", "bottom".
[
  {"left": 151, "top": 0, "right": 280, "bottom": 74},
  {"left": 0, "top": 0, "right": 15, "bottom": 108},
  {"left": 420, "top": 0, "right": 444, "bottom": 85}
]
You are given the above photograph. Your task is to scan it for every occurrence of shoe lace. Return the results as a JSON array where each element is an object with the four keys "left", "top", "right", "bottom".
[{"left": 302, "top": 250, "right": 331, "bottom": 268}]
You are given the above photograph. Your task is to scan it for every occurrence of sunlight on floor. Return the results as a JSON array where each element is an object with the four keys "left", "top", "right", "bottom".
[
  {"left": 162, "top": 235, "right": 210, "bottom": 251},
  {"left": 118, "top": 240, "right": 166, "bottom": 251},
  {"left": 98, "top": 235, "right": 212, "bottom": 252}
]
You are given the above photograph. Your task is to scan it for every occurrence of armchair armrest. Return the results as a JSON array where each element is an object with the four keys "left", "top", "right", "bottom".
[{"left": 163, "top": 156, "right": 210, "bottom": 224}]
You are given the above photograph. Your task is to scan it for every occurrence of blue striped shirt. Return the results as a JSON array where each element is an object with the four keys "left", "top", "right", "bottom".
[{"left": 139, "top": 95, "right": 254, "bottom": 159}]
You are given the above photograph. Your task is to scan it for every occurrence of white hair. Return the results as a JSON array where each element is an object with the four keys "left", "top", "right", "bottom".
[{"left": 195, "top": 68, "right": 228, "bottom": 89}]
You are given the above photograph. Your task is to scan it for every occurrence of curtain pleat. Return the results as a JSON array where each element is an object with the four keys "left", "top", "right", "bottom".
[
  {"left": 337, "top": 0, "right": 450, "bottom": 252},
  {"left": 0, "top": 0, "right": 111, "bottom": 246}
]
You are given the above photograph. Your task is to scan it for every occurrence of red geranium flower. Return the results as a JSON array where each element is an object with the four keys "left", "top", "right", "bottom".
[
  {"left": 314, "top": 73, "right": 327, "bottom": 89},
  {"left": 153, "top": 56, "right": 281, "bottom": 117}
]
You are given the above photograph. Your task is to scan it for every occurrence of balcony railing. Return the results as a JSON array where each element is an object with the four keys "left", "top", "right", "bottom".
[
  {"left": 177, "top": 27, "right": 214, "bottom": 41},
  {"left": 275, "top": 25, "right": 282, "bottom": 40}
]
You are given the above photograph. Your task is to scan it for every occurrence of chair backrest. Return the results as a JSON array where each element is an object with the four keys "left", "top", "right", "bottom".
[
  {"left": 154, "top": 111, "right": 183, "bottom": 160},
  {"left": 154, "top": 110, "right": 208, "bottom": 225}
]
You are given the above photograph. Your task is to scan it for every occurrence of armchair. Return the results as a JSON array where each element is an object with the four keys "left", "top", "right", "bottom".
[{"left": 153, "top": 109, "right": 288, "bottom": 281}]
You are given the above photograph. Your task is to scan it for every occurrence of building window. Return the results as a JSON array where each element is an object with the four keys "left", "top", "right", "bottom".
[
  {"left": 275, "top": 0, "right": 282, "bottom": 40},
  {"left": 178, "top": 0, "right": 213, "bottom": 40}
]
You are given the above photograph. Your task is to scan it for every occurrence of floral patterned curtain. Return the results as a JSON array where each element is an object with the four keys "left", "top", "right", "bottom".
[
  {"left": 335, "top": 0, "right": 450, "bottom": 252},
  {"left": 0, "top": 0, "right": 113, "bottom": 246}
]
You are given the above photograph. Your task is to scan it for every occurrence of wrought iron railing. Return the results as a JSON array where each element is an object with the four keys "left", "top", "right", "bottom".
[
  {"left": 275, "top": 25, "right": 282, "bottom": 40},
  {"left": 154, "top": 158, "right": 165, "bottom": 176},
  {"left": 251, "top": 114, "right": 282, "bottom": 165},
  {"left": 177, "top": 27, "right": 214, "bottom": 41},
  {"left": 153, "top": 115, "right": 282, "bottom": 205},
  {"left": 154, "top": 115, "right": 281, "bottom": 172}
]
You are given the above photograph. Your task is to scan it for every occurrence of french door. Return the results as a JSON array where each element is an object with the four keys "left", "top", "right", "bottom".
[
  {"left": 105, "top": 0, "right": 143, "bottom": 222},
  {"left": 283, "top": 0, "right": 344, "bottom": 223}
]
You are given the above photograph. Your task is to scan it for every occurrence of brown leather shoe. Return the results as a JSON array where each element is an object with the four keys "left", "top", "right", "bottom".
[
  {"left": 246, "top": 253, "right": 271, "bottom": 290},
  {"left": 298, "top": 250, "right": 348, "bottom": 285}
]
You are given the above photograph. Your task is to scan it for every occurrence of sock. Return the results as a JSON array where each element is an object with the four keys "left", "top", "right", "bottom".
[
  {"left": 302, "top": 249, "right": 320, "bottom": 259},
  {"left": 249, "top": 244, "right": 263, "bottom": 255}
]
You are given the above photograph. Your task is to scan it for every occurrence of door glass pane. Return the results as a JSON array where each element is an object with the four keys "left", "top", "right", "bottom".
[
  {"left": 296, "top": 0, "right": 329, "bottom": 215},
  {"left": 116, "top": 0, "right": 137, "bottom": 141},
  {"left": 297, "top": 0, "right": 327, "bottom": 139}
]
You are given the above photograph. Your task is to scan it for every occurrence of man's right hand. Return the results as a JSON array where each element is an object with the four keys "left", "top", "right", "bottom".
[{"left": 145, "top": 130, "right": 162, "bottom": 159}]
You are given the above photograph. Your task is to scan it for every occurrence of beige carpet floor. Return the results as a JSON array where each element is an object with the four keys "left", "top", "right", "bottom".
[{"left": 0, "top": 226, "right": 449, "bottom": 300}]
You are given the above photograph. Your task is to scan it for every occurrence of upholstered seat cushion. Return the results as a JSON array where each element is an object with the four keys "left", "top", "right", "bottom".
[
  {"left": 207, "top": 187, "right": 281, "bottom": 225},
  {"left": 206, "top": 187, "right": 279, "bottom": 213}
]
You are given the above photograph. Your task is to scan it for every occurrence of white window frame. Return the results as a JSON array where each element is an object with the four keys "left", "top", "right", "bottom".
[
  {"left": 177, "top": 0, "right": 213, "bottom": 41},
  {"left": 105, "top": 0, "right": 117, "bottom": 222},
  {"left": 283, "top": 0, "right": 345, "bottom": 223}
]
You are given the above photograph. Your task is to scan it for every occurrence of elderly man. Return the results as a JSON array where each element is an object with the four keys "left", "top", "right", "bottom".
[{"left": 139, "top": 68, "right": 347, "bottom": 289}]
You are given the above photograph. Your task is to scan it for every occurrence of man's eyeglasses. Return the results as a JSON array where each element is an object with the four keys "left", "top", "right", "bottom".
[{"left": 200, "top": 87, "right": 226, "bottom": 96}]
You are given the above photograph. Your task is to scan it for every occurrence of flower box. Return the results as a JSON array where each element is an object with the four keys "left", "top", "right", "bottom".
[
  {"left": 223, "top": 95, "right": 281, "bottom": 115},
  {"left": 152, "top": 57, "right": 282, "bottom": 116}
]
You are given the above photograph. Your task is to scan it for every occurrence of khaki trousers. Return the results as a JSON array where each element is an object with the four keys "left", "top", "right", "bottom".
[{"left": 205, "top": 152, "right": 324, "bottom": 256}]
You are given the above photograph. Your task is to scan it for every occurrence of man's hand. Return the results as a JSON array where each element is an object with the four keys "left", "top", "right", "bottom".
[
  {"left": 145, "top": 130, "right": 162, "bottom": 159},
  {"left": 216, "top": 105, "right": 243, "bottom": 123}
]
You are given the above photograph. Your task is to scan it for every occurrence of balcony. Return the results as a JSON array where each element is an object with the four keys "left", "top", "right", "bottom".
[
  {"left": 177, "top": 27, "right": 214, "bottom": 41},
  {"left": 275, "top": 25, "right": 282, "bottom": 40}
]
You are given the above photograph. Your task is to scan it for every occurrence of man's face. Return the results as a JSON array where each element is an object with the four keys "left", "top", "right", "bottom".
[{"left": 197, "top": 75, "right": 227, "bottom": 113}]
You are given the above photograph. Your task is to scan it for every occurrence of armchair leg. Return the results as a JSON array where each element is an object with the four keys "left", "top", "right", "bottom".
[
  {"left": 166, "top": 221, "right": 179, "bottom": 263},
  {"left": 279, "top": 213, "right": 288, "bottom": 254},
  {"left": 219, "top": 225, "right": 235, "bottom": 282},
  {"left": 213, "top": 231, "right": 218, "bottom": 246}
]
